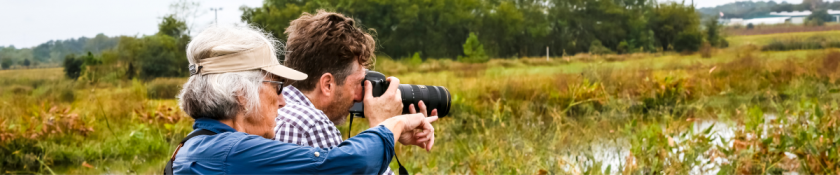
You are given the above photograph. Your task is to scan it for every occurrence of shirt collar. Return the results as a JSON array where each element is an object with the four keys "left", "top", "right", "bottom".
[
  {"left": 282, "top": 85, "right": 333, "bottom": 123},
  {"left": 283, "top": 85, "right": 316, "bottom": 108},
  {"left": 192, "top": 118, "right": 237, "bottom": 134}
]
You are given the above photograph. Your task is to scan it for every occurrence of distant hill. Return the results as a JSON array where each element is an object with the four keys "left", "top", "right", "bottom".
[
  {"left": 698, "top": 1, "right": 782, "bottom": 18},
  {"left": 0, "top": 34, "right": 119, "bottom": 68}
]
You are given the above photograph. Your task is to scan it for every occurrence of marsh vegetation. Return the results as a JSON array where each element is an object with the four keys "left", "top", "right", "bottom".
[{"left": 2, "top": 30, "right": 840, "bottom": 174}]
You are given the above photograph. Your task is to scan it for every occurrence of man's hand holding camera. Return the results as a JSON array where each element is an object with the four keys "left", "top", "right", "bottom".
[
  {"left": 363, "top": 76, "right": 438, "bottom": 151},
  {"left": 363, "top": 77, "right": 404, "bottom": 127}
]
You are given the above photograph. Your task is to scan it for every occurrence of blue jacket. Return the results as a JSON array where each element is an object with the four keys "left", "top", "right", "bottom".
[{"left": 172, "top": 118, "right": 395, "bottom": 174}]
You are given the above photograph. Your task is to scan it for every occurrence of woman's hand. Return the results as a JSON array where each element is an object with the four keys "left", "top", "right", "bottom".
[
  {"left": 378, "top": 113, "right": 438, "bottom": 152},
  {"left": 408, "top": 100, "right": 438, "bottom": 119},
  {"left": 406, "top": 101, "right": 437, "bottom": 151}
]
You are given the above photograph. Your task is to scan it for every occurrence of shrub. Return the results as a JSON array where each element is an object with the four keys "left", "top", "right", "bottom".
[
  {"left": 700, "top": 42, "right": 712, "bottom": 58},
  {"left": 761, "top": 36, "right": 837, "bottom": 51},
  {"left": 705, "top": 16, "right": 725, "bottom": 47},
  {"left": 0, "top": 139, "right": 44, "bottom": 172},
  {"left": 589, "top": 40, "right": 614, "bottom": 55},
  {"left": 617, "top": 41, "right": 630, "bottom": 54},
  {"left": 458, "top": 32, "right": 489, "bottom": 63},
  {"left": 718, "top": 38, "right": 729, "bottom": 48},
  {"left": 408, "top": 52, "right": 422, "bottom": 66},
  {"left": 1, "top": 58, "right": 12, "bottom": 69},
  {"left": 146, "top": 78, "right": 184, "bottom": 99},
  {"left": 821, "top": 51, "right": 840, "bottom": 76},
  {"left": 137, "top": 34, "right": 189, "bottom": 79},
  {"left": 806, "top": 10, "right": 832, "bottom": 26},
  {"left": 673, "top": 31, "right": 703, "bottom": 52},
  {"left": 58, "top": 87, "right": 75, "bottom": 103},
  {"left": 63, "top": 54, "right": 83, "bottom": 80}
]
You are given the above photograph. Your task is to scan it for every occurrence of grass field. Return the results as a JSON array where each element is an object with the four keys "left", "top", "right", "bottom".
[
  {"left": 3, "top": 31, "right": 840, "bottom": 174},
  {"left": 725, "top": 23, "right": 840, "bottom": 36},
  {"left": 727, "top": 30, "right": 840, "bottom": 47}
]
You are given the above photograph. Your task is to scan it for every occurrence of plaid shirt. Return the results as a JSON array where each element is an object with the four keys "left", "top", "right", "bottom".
[{"left": 274, "top": 86, "right": 394, "bottom": 175}]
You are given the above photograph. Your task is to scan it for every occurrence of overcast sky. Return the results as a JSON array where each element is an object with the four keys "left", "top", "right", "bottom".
[
  {"left": 0, "top": 0, "right": 806, "bottom": 48},
  {"left": 0, "top": 0, "right": 263, "bottom": 48}
]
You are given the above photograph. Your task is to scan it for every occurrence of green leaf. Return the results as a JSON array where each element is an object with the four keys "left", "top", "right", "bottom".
[
  {"left": 703, "top": 123, "right": 716, "bottom": 135},
  {"left": 814, "top": 105, "right": 824, "bottom": 118},
  {"left": 604, "top": 165, "right": 612, "bottom": 175}
]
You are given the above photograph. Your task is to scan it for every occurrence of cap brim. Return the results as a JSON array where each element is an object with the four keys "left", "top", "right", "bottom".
[{"left": 262, "top": 64, "right": 307, "bottom": 80}]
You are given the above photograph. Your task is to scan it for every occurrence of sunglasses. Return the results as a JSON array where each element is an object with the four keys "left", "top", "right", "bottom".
[{"left": 262, "top": 81, "right": 284, "bottom": 95}]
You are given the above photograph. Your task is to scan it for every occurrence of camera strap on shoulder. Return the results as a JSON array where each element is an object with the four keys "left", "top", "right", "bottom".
[
  {"left": 163, "top": 129, "right": 217, "bottom": 175},
  {"left": 348, "top": 116, "right": 410, "bottom": 175}
]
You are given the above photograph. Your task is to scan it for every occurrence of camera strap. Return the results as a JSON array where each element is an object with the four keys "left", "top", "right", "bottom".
[
  {"left": 163, "top": 129, "right": 217, "bottom": 175},
  {"left": 348, "top": 116, "right": 410, "bottom": 175}
]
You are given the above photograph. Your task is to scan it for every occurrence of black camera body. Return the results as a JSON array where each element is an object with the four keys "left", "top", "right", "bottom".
[{"left": 349, "top": 70, "right": 451, "bottom": 118}]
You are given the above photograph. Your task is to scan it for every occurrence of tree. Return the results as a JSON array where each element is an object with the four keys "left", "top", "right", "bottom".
[
  {"left": 32, "top": 41, "right": 53, "bottom": 63},
  {"left": 5, "top": 35, "right": 117, "bottom": 65},
  {"left": 650, "top": 2, "right": 701, "bottom": 52},
  {"left": 806, "top": 9, "right": 832, "bottom": 26},
  {"left": 137, "top": 34, "right": 189, "bottom": 79},
  {"left": 704, "top": 16, "right": 727, "bottom": 48},
  {"left": 241, "top": 0, "right": 705, "bottom": 58},
  {"left": 158, "top": 15, "right": 188, "bottom": 37},
  {"left": 81, "top": 52, "right": 101, "bottom": 66},
  {"left": 168, "top": 0, "right": 203, "bottom": 35},
  {"left": 1, "top": 58, "right": 12, "bottom": 69},
  {"left": 84, "top": 33, "right": 120, "bottom": 54},
  {"left": 22, "top": 59, "right": 31, "bottom": 68},
  {"left": 459, "top": 32, "right": 488, "bottom": 63},
  {"left": 673, "top": 31, "right": 704, "bottom": 52},
  {"left": 804, "top": 0, "right": 824, "bottom": 10},
  {"left": 589, "top": 40, "right": 614, "bottom": 55},
  {"left": 63, "top": 54, "right": 84, "bottom": 80},
  {"left": 126, "top": 62, "right": 136, "bottom": 79},
  {"left": 617, "top": 41, "right": 630, "bottom": 54}
]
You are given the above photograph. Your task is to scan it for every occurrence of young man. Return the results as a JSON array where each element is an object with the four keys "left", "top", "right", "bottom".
[{"left": 273, "top": 11, "right": 436, "bottom": 175}]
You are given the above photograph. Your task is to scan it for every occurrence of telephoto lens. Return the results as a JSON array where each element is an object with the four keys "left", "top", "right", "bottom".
[{"left": 348, "top": 70, "right": 451, "bottom": 118}]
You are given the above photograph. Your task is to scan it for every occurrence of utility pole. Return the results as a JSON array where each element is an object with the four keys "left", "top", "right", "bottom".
[{"left": 210, "top": 7, "right": 223, "bottom": 26}]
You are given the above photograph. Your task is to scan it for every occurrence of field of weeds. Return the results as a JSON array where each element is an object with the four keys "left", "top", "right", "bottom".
[
  {"left": 2, "top": 33, "right": 840, "bottom": 174},
  {"left": 727, "top": 30, "right": 840, "bottom": 47},
  {"left": 726, "top": 24, "right": 840, "bottom": 36}
]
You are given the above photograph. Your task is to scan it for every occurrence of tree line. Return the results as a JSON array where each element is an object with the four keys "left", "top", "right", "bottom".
[
  {"left": 62, "top": 15, "right": 191, "bottom": 81},
  {"left": 0, "top": 34, "right": 118, "bottom": 69},
  {"left": 241, "top": 0, "right": 729, "bottom": 60},
  {"left": 5, "top": 0, "right": 752, "bottom": 80}
]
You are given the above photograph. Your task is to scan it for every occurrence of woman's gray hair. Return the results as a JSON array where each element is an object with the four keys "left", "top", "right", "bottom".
[{"left": 178, "top": 25, "right": 282, "bottom": 120}]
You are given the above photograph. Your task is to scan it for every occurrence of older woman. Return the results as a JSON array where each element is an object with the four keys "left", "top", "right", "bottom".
[{"left": 167, "top": 26, "right": 437, "bottom": 174}]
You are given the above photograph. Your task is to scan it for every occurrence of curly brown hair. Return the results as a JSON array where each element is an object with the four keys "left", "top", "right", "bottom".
[{"left": 283, "top": 10, "right": 375, "bottom": 92}]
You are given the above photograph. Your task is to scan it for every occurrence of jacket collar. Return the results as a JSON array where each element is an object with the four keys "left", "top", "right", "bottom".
[{"left": 192, "top": 118, "right": 237, "bottom": 134}]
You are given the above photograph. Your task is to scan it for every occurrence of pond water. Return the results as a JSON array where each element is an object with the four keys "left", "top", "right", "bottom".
[{"left": 564, "top": 114, "right": 801, "bottom": 174}]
